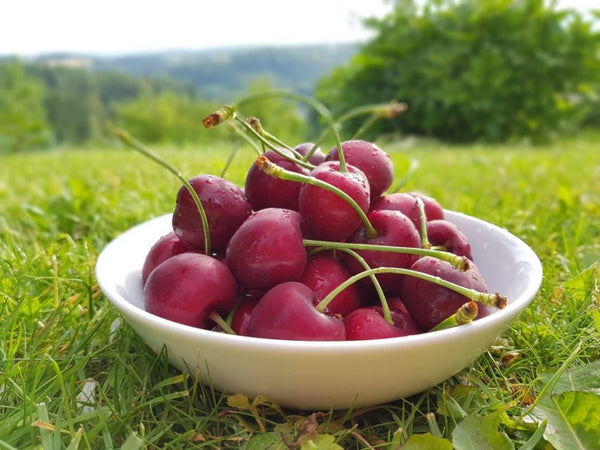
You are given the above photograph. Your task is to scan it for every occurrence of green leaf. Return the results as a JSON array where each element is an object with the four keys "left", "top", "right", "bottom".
[
  {"left": 300, "top": 434, "right": 343, "bottom": 450},
  {"left": 532, "top": 391, "right": 600, "bottom": 449},
  {"left": 399, "top": 433, "right": 453, "bottom": 449},
  {"left": 537, "top": 361, "right": 600, "bottom": 394},
  {"left": 246, "top": 432, "right": 286, "bottom": 450},
  {"left": 452, "top": 409, "right": 514, "bottom": 450}
]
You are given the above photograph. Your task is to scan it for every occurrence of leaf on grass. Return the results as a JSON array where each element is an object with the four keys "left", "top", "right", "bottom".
[
  {"left": 452, "top": 409, "right": 514, "bottom": 450},
  {"left": 537, "top": 360, "right": 600, "bottom": 394},
  {"left": 299, "top": 433, "right": 343, "bottom": 450},
  {"left": 562, "top": 262, "right": 599, "bottom": 293},
  {"left": 398, "top": 433, "right": 453, "bottom": 449},
  {"left": 246, "top": 432, "right": 286, "bottom": 450},
  {"left": 532, "top": 390, "right": 600, "bottom": 450},
  {"left": 121, "top": 431, "right": 144, "bottom": 450}
]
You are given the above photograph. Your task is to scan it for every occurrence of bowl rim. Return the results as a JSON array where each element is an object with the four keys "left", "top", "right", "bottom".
[{"left": 96, "top": 210, "right": 543, "bottom": 350}]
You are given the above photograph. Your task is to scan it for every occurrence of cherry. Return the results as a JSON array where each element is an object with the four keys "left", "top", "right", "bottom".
[
  {"left": 298, "top": 161, "right": 371, "bottom": 241},
  {"left": 246, "top": 281, "right": 346, "bottom": 341},
  {"left": 426, "top": 219, "right": 473, "bottom": 260},
  {"left": 344, "top": 209, "right": 421, "bottom": 294},
  {"left": 225, "top": 208, "right": 307, "bottom": 290},
  {"left": 172, "top": 174, "right": 251, "bottom": 252},
  {"left": 244, "top": 148, "right": 310, "bottom": 211},
  {"left": 230, "top": 291, "right": 262, "bottom": 336},
  {"left": 399, "top": 256, "right": 494, "bottom": 330},
  {"left": 344, "top": 303, "right": 421, "bottom": 340},
  {"left": 294, "top": 142, "right": 326, "bottom": 165},
  {"left": 326, "top": 139, "right": 394, "bottom": 199},
  {"left": 141, "top": 231, "right": 197, "bottom": 284},
  {"left": 371, "top": 192, "right": 445, "bottom": 233},
  {"left": 144, "top": 252, "right": 238, "bottom": 328},
  {"left": 407, "top": 192, "right": 444, "bottom": 222},
  {"left": 299, "top": 254, "right": 361, "bottom": 316}
]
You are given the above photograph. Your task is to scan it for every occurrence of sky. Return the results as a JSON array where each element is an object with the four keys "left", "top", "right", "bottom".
[{"left": 1, "top": 0, "right": 597, "bottom": 57}]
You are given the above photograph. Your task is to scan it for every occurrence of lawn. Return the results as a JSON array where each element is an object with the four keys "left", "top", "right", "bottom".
[{"left": 0, "top": 132, "right": 599, "bottom": 448}]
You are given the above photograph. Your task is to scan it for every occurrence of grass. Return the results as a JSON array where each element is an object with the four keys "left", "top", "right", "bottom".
[{"left": 0, "top": 132, "right": 599, "bottom": 448}]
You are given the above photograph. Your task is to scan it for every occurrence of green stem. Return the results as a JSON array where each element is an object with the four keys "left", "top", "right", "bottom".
[
  {"left": 415, "top": 196, "right": 432, "bottom": 249},
  {"left": 257, "top": 156, "right": 377, "bottom": 238},
  {"left": 208, "top": 311, "right": 237, "bottom": 335},
  {"left": 310, "top": 246, "right": 392, "bottom": 324},
  {"left": 236, "top": 117, "right": 315, "bottom": 170},
  {"left": 430, "top": 301, "right": 478, "bottom": 331},
  {"left": 234, "top": 89, "right": 347, "bottom": 172},
  {"left": 246, "top": 116, "right": 305, "bottom": 160},
  {"left": 113, "top": 128, "right": 211, "bottom": 255},
  {"left": 317, "top": 267, "right": 506, "bottom": 312},
  {"left": 303, "top": 239, "right": 470, "bottom": 271}
]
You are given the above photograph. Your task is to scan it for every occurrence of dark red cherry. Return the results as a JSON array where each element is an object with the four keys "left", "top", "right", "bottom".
[
  {"left": 298, "top": 161, "right": 370, "bottom": 241},
  {"left": 230, "top": 292, "right": 262, "bottom": 336},
  {"left": 294, "top": 142, "right": 326, "bottom": 165},
  {"left": 326, "top": 140, "right": 394, "bottom": 199},
  {"left": 172, "top": 174, "right": 251, "bottom": 252},
  {"left": 399, "top": 256, "right": 493, "bottom": 330},
  {"left": 246, "top": 281, "right": 346, "bottom": 341},
  {"left": 344, "top": 209, "right": 421, "bottom": 294},
  {"left": 299, "top": 254, "right": 361, "bottom": 316},
  {"left": 244, "top": 149, "right": 309, "bottom": 211},
  {"left": 225, "top": 208, "right": 307, "bottom": 290},
  {"left": 407, "top": 192, "right": 445, "bottom": 222},
  {"left": 144, "top": 253, "right": 238, "bottom": 328},
  {"left": 344, "top": 307, "right": 408, "bottom": 340},
  {"left": 142, "top": 231, "right": 197, "bottom": 284},
  {"left": 426, "top": 219, "right": 473, "bottom": 260}
]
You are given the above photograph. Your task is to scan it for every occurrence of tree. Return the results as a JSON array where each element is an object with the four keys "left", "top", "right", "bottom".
[
  {"left": 0, "top": 60, "right": 51, "bottom": 152},
  {"left": 316, "top": 0, "right": 600, "bottom": 142}
]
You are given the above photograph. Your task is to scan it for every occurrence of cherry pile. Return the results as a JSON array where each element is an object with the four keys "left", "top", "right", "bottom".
[{"left": 121, "top": 105, "right": 507, "bottom": 342}]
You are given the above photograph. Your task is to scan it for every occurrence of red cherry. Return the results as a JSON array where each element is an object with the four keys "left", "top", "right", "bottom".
[
  {"left": 426, "top": 219, "right": 473, "bottom": 260},
  {"left": 299, "top": 254, "right": 361, "bottom": 316},
  {"left": 144, "top": 253, "right": 238, "bottom": 328},
  {"left": 326, "top": 140, "right": 394, "bottom": 199},
  {"left": 142, "top": 231, "right": 197, "bottom": 284},
  {"left": 344, "top": 305, "right": 421, "bottom": 340},
  {"left": 225, "top": 208, "right": 307, "bottom": 290},
  {"left": 399, "top": 256, "right": 493, "bottom": 330},
  {"left": 244, "top": 149, "right": 309, "bottom": 211},
  {"left": 298, "top": 161, "right": 370, "bottom": 241},
  {"left": 172, "top": 174, "right": 251, "bottom": 252},
  {"left": 344, "top": 209, "right": 421, "bottom": 294},
  {"left": 246, "top": 282, "right": 346, "bottom": 341},
  {"left": 294, "top": 142, "right": 326, "bottom": 165}
]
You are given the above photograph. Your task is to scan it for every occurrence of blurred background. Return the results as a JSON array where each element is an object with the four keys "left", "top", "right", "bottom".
[{"left": 1, "top": 0, "right": 598, "bottom": 153}]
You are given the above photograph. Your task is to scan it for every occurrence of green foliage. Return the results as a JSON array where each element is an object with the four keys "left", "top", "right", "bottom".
[
  {"left": 0, "top": 60, "right": 52, "bottom": 152},
  {"left": 316, "top": 0, "right": 600, "bottom": 142}
]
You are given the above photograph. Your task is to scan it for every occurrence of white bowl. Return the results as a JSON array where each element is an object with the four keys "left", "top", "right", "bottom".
[{"left": 96, "top": 211, "right": 542, "bottom": 410}]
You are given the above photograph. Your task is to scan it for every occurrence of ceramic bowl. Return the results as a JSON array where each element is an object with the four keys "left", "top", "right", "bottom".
[{"left": 96, "top": 211, "right": 542, "bottom": 410}]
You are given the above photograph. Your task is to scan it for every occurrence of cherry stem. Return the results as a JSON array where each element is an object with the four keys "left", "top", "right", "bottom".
[
  {"left": 113, "top": 128, "right": 212, "bottom": 255},
  {"left": 430, "top": 301, "right": 478, "bottom": 332},
  {"left": 246, "top": 116, "right": 305, "bottom": 160},
  {"left": 202, "top": 105, "right": 236, "bottom": 128},
  {"left": 317, "top": 267, "right": 507, "bottom": 312},
  {"left": 303, "top": 239, "right": 470, "bottom": 271},
  {"left": 229, "top": 121, "right": 263, "bottom": 156},
  {"left": 415, "top": 197, "right": 432, "bottom": 249},
  {"left": 208, "top": 311, "right": 237, "bottom": 335},
  {"left": 310, "top": 247, "right": 393, "bottom": 324},
  {"left": 234, "top": 88, "right": 347, "bottom": 172},
  {"left": 311, "top": 101, "right": 408, "bottom": 148},
  {"left": 257, "top": 156, "right": 378, "bottom": 238},
  {"left": 235, "top": 116, "right": 315, "bottom": 170}
]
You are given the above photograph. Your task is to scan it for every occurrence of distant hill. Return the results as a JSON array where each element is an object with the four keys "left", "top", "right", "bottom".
[{"left": 31, "top": 44, "right": 359, "bottom": 101}]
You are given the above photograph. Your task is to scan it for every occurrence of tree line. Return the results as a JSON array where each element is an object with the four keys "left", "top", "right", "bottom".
[{"left": 1, "top": 0, "right": 598, "bottom": 153}]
